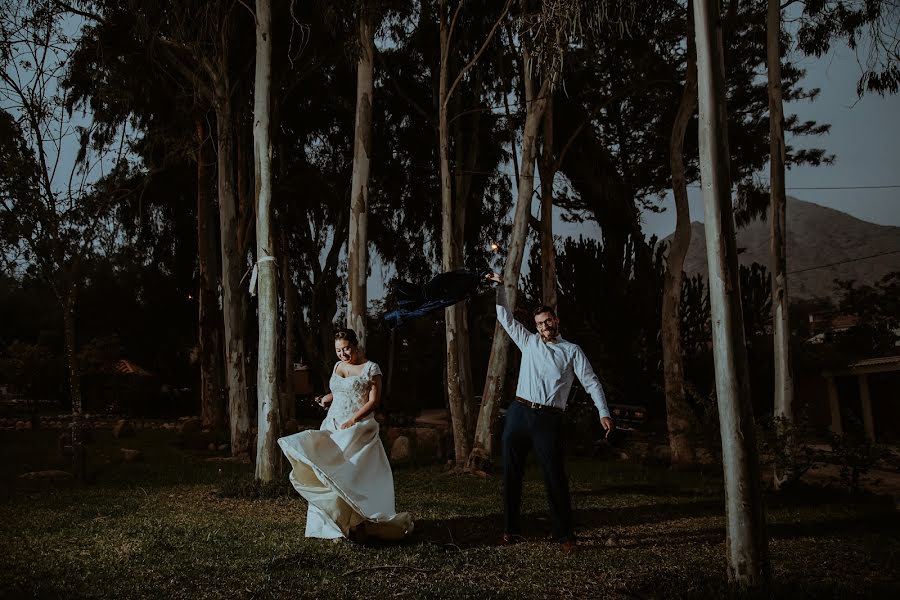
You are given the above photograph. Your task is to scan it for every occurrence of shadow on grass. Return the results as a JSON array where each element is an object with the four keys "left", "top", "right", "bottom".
[{"left": 409, "top": 499, "right": 725, "bottom": 549}]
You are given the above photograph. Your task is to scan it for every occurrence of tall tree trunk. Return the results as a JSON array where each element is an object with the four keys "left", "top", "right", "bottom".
[
  {"left": 469, "top": 57, "right": 551, "bottom": 469},
  {"left": 282, "top": 237, "right": 296, "bottom": 424},
  {"left": 538, "top": 96, "right": 557, "bottom": 310},
  {"left": 767, "top": 0, "right": 794, "bottom": 489},
  {"left": 215, "top": 87, "right": 251, "bottom": 456},
  {"left": 253, "top": 0, "right": 280, "bottom": 481},
  {"left": 347, "top": 10, "right": 375, "bottom": 351},
  {"left": 63, "top": 288, "right": 85, "bottom": 480},
  {"left": 197, "top": 117, "right": 226, "bottom": 432},
  {"left": 662, "top": 10, "right": 698, "bottom": 467},
  {"left": 439, "top": 0, "right": 470, "bottom": 464},
  {"left": 453, "top": 79, "right": 481, "bottom": 442},
  {"left": 693, "top": 0, "right": 769, "bottom": 588}
]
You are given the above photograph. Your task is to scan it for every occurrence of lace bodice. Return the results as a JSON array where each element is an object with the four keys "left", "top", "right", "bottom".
[{"left": 325, "top": 361, "right": 382, "bottom": 425}]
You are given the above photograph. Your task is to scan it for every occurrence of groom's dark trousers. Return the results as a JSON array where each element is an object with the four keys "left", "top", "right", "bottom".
[{"left": 501, "top": 399, "right": 573, "bottom": 541}]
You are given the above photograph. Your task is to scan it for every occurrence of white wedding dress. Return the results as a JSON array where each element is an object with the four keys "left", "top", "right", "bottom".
[{"left": 277, "top": 360, "right": 413, "bottom": 540}]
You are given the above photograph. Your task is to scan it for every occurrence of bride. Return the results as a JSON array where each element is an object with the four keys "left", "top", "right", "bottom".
[{"left": 278, "top": 328, "right": 413, "bottom": 541}]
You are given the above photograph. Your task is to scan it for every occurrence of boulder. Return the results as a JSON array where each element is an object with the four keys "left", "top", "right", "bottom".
[
  {"left": 120, "top": 448, "right": 143, "bottom": 463},
  {"left": 390, "top": 435, "right": 411, "bottom": 464},
  {"left": 177, "top": 417, "right": 202, "bottom": 435},
  {"left": 15, "top": 420, "right": 30, "bottom": 431},
  {"left": 413, "top": 427, "right": 441, "bottom": 462},
  {"left": 18, "top": 470, "right": 73, "bottom": 481},
  {"left": 112, "top": 419, "right": 134, "bottom": 439}
]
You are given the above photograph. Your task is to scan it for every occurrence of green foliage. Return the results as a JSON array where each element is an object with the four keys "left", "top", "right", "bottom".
[
  {"left": 829, "top": 430, "right": 886, "bottom": 494},
  {"left": 757, "top": 415, "right": 822, "bottom": 490}
]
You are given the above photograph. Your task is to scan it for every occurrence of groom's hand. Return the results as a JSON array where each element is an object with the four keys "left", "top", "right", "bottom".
[{"left": 600, "top": 417, "right": 614, "bottom": 439}]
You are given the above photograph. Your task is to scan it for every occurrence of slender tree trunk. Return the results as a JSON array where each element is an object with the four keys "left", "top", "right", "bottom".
[
  {"left": 469, "top": 57, "right": 551, "bottom": 469},
  {"left": 693, "top": 0, "right": 769, "bottom": 588},
  {"left": 63, "top": 289, "right": 85, "bottom": 480},
  {"left": 197, "top": 117, "right": 226, "bottom": 432},
  {"left": 215, "top": 87, "right": 251, "bottom": 456},
  {"left": 253, "top": 0, "right": 280, "bottom": 481},
  {"left": 439, "top": 0, "right": 470, "bottom": 464},
  {"left": 282, "top": 237, "right": 296, "bottom": 424},
  {"left": 538, "top": 96, "right": 557, "bottom": 310},
  {"left": 453, "top": 82, "right": 480, "bottom": 442},
  {"left": 662, "top": 11, "right": 698, "bottom": 467},
  {"left": 767, "top": 0, "right": 794, "bottom": 489},
  {"left": 347, "top": 11, "right": 375, "bottom": 351}
]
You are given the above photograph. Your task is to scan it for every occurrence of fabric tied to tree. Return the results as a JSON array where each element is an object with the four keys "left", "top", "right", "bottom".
[
  {"left": 384, "top": 269, "right": 488, "bottom": 329},
  {"left": 248, "top": 255, "right": 277, "bottom": 297}
]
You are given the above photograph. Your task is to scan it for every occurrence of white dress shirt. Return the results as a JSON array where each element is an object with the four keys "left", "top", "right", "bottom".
[{"left": 496, "top": 301, "right": 611, "bottom": 419}]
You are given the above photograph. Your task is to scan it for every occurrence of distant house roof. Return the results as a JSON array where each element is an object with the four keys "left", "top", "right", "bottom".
[{"left": 823, "top": 355, "right": 900, "bottom": 377}]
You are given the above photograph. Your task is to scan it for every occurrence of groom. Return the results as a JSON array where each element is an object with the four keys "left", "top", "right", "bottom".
[{"left": 485, "top": 272, "right": 614, "bottom": 552}]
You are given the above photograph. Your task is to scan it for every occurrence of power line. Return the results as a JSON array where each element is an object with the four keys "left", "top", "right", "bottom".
[
  {"left": 787, "top": 249, "right": 900, "bottom": 275},
  {"left": 399, "top": 163, "right": 900, "bottom": 192}
]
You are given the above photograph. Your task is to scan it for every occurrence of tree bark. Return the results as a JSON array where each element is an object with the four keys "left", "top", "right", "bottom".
[
  {"left": 253, "top": 0, "right": 280, "bottom": 481},
  {"left": 347, "top": 11, "right": 375, "bottom": 351},
  {"left": 767, "top": 0, "right": 794, "bottom": 489},
  {"left": 662, "top": 8, "right": 698, "bottom": 467},
  {"left": 63, "top": 288, "right": 85, "bottom": 480},
  {"left": 538, "top": 96, "right": 557, "bottom": 310},
  {"left": 197, "top": 117, "right": 226, "bottom": 433},
  {"left": 439, "top": 0, "right": 470, "bottom": 464},
  {"left": 282, "top": 235, "right": 296, "bottom": 424},
  {"left": 693, "top": 0, "right": 769, "bottom": 588},
  {"left": 469, "top": 55, "right": 551, "bottom": 469},
  {"left": 215, "top": 80, "right": 251, "bottom": 457}
]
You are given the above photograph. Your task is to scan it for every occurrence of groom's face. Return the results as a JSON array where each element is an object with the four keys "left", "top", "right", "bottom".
[{"left": 534, "top": 311, "right": 559, "bottom": 342}]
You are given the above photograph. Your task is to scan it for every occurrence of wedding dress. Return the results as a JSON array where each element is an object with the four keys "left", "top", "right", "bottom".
[{"left": 277, "top": 360, "right": 413, "bottom": 540}]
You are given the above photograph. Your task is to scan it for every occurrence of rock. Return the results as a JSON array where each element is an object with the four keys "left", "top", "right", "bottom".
[
  {"left": 414, "top": 408, "right": 451, "bottom": 427},
  {"left": 282, "top": 419, "right": 300, "bottom": 436},
  {"left": 605, "top": 534, "right": 620, "bottom": 547},
  {"left": 208, "top": 442, "right": 217, "bottom": 451},
  {"left": 120, "top": 448, "right": 143, "bottom": 463},
  {"left": 390, "top": 435, "right": 410, "bottom": 464},
  {"left": 18, "top": 470, "right": 73, "bottom": 481},
  {"left": 15, "top": 420, "right": 30, "bottom": 431},
  {"left": 413, "top": 427, "right": 441, "bottom": 463},
  {"left": 217, "top": 443, "right": 229, "bottom": 452},
  {"left": 474, "top": 470, "right": 488, "bottom": 478},
  {"left": 112, "top": 419, "right": 134, "bottom": 439},
  {"left": 386, "top": 427, "right": 403, "bottom": 449},
  {"left": 177, "top": 417, "right": 202, "bottom": 435}
]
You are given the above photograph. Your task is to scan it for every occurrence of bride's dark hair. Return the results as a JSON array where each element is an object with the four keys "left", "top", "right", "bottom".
[{"left": 334, "top": 328, "right": 359, "bottom": 346}]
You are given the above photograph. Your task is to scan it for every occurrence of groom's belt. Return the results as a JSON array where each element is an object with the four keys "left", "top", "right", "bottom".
[{"left": 515, "top": 397, "right": 564, "bottom": 413}]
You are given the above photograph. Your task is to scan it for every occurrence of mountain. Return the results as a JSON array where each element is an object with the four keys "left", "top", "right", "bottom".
[{"left": 663, "top": 197, "right": 900, "bottom": 300}]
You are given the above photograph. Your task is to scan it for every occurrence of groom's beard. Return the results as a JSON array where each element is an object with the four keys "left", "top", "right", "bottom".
[{"left": 541, "top": 329, "right": 557, "bottom": 341}]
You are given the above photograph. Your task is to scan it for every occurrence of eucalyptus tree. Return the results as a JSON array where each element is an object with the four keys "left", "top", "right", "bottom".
[{"left": 693, "top": 0, "right": 768, "bottom": 587}]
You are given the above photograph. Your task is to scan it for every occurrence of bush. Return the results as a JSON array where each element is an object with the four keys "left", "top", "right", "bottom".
[
  {"left": 757, "top": 415, "right": 821, "bottom": 489},
  {"left": 828, "top": 431, "right": 885, "bottom": 494}
]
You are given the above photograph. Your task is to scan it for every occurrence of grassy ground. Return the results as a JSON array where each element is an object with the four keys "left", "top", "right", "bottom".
[{"left": 1, "top": 428, "right": 898, "bottom": 599}]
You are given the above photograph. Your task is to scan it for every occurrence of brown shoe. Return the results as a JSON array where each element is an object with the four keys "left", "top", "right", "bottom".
[{"left": 560, "top": 538, "right": 578, "bottom": 555}]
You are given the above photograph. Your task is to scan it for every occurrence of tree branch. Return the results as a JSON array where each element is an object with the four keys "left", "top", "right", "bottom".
[{"left": 444, "top": 0, "right": 512, "bottom": 108}]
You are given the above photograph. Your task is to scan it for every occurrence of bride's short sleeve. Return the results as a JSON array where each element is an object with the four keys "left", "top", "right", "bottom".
[{"left": 368, "top": 361, "right": 383, "bottom": 379}]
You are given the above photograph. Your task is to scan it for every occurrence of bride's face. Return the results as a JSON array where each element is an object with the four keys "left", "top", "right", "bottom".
[{"left": 335, "top": 339, "right": 358, "bottom": 363}]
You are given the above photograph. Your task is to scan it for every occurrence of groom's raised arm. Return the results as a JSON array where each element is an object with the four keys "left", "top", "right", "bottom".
[{"left": 488, "top": 273, "right": 530, "bottom": 351}]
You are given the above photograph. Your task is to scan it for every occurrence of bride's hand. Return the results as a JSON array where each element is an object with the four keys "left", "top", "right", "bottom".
[
  {"left": 315, "top": 395, "right": 332, "bottom": 407},
  {"left": 339, "top": 419, "right": 356, "bottom": 430}
]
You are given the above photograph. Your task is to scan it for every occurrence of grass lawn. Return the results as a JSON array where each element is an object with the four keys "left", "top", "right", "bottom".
[{"left": 1, "top": 428, "right": 898, "bottom": 599}]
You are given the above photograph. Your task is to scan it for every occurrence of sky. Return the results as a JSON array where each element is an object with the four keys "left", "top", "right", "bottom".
[{"left": 561, "top": 40, "right": 900, "bottom": 244}]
